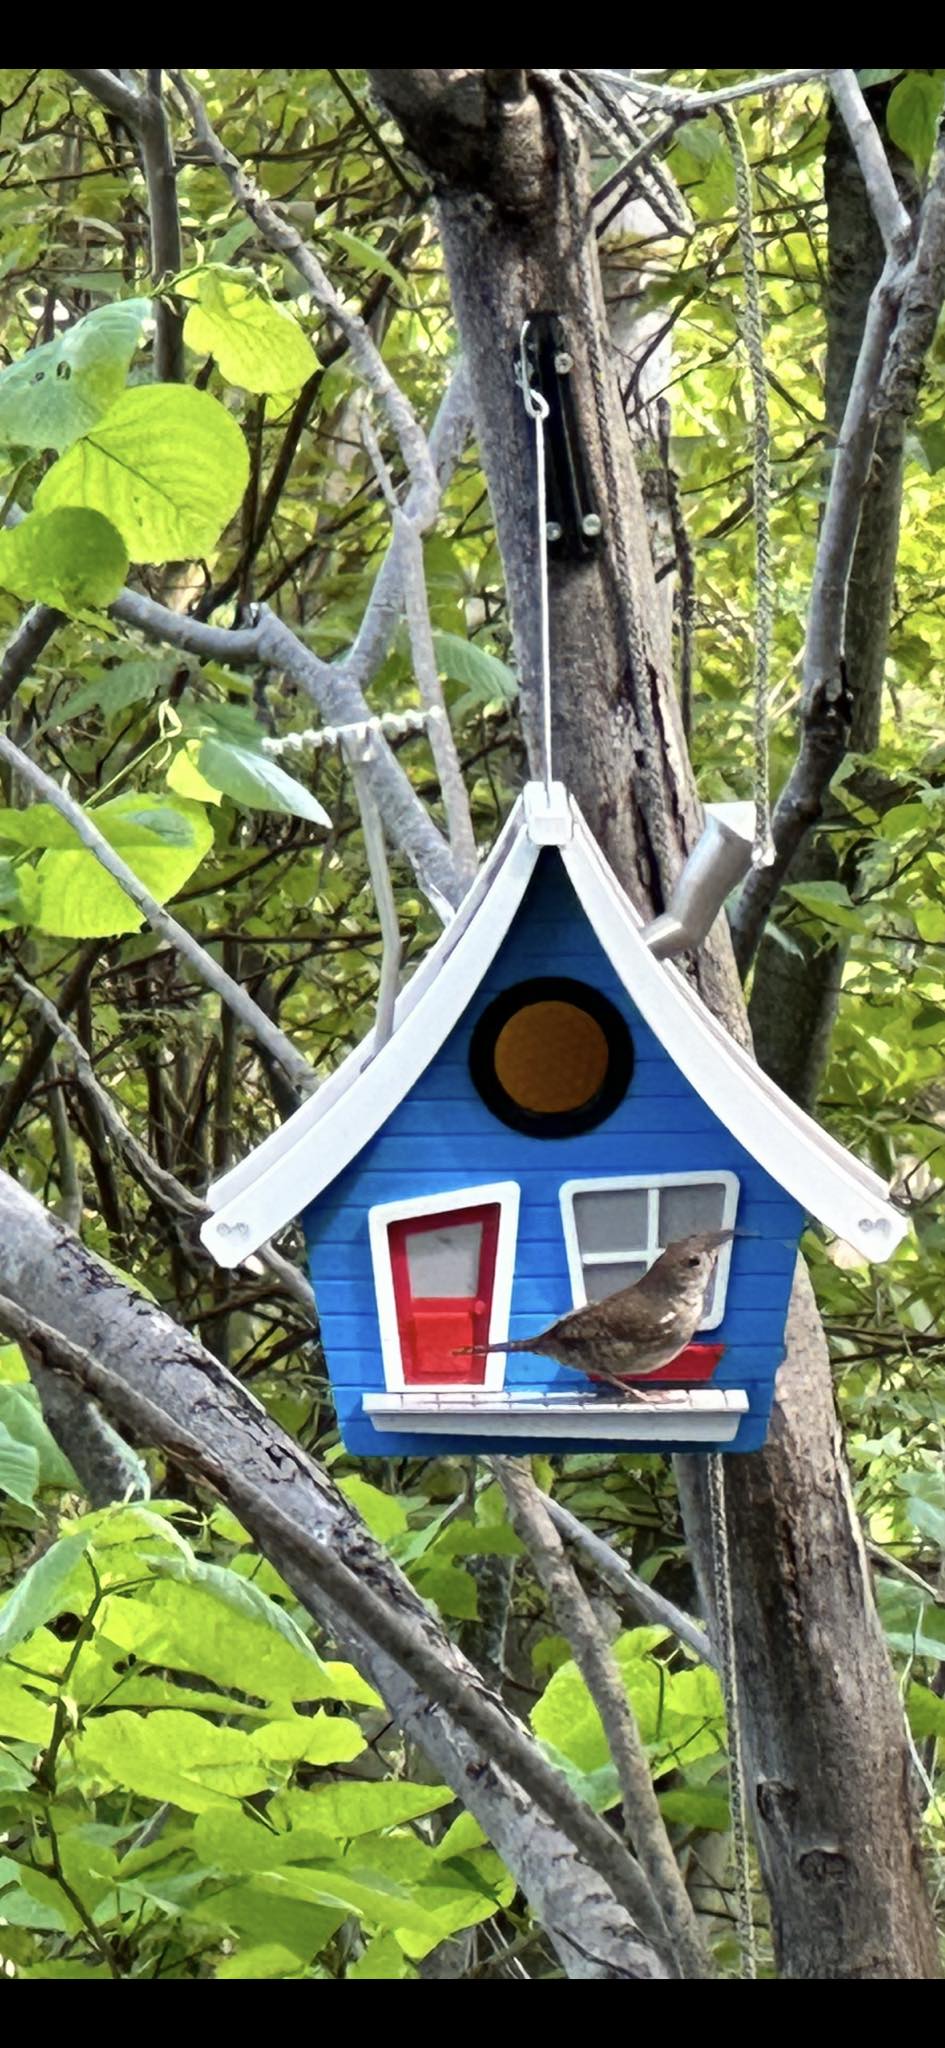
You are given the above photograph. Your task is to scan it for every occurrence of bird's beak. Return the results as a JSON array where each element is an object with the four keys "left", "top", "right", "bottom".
[{"left": 706, "top": 1228, "right": 735, "bottom": 1250}]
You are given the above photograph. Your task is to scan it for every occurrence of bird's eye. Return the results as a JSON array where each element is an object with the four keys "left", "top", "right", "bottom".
[{"left": 687, "top": 1256, "right": 701, "bottom": 1267}]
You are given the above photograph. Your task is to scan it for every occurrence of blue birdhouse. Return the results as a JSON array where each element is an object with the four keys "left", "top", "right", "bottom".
[{"left": 202, "top": 783, "right": 907, "bottom": 1457}]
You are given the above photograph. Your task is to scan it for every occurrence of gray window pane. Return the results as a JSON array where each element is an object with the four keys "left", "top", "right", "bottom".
[
  {"left": 583, "top": 1259, "right": 649, "bottom": 1303},
  {"left": 573, "top": 1188, "right": 648, "bottom": 1255},
  {"left": 405, "top": 1221, "right": 483, "bottom": 1298},
  {"left": 658, "top": 1181, "right": 725, "bottom": 1243}
]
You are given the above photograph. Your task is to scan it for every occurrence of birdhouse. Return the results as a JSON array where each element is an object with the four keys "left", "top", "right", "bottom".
[{"left": 201, "top": 783, "right": 908, "bottom": 1457}]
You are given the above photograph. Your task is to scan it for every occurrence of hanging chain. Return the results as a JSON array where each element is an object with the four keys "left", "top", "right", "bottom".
[
  {"left": 707, "top": 1450, "right": 757, "bottom": 1980},
  {"left": 518, "top": 323, "right": 554, "bottom": 797},
  {"left": 719, "top": 105, "right": 776, "bottom": 870}
]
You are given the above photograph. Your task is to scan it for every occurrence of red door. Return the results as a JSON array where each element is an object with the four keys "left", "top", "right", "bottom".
[{"left": 388, "top": 1203, "right": 501, "bottom": 1385}]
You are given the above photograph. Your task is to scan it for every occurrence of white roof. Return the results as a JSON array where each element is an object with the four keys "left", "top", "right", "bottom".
[{"left": 201, "top": 784, "right": 909, "bottom": 1268}]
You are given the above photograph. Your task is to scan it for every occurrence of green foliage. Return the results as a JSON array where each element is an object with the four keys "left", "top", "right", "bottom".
[
  {"left": 35, "top": 385, "right": 250, "bottom": 562},
  {"left": 0, "top": 62, "right": 942, "bottom": 1980},
  {"left": 0, "top": 508, "right": 128, "bottom": 612},
  {"left": 179, "top": 266, "right": 316, "bottom": 394},
  {"left": 0, "top": 793, "right": 214, "bottom": 937},
  {"left": 0, "top": 298, "right": 150, "bottom": 451}
]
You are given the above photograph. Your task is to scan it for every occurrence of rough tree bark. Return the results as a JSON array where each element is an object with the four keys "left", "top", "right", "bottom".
[{"left": 368, "top": 67, "right": 941, "bottom": 1979}]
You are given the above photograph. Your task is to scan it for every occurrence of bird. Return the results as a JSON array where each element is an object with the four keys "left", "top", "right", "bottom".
[{"left": 456, "top": 1228, "right": 733, "bottom": 1400}]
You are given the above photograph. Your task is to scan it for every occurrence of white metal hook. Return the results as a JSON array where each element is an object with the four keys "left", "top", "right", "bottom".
[{"left": 518, "top": 320, "right": 550, "bottom": 424}]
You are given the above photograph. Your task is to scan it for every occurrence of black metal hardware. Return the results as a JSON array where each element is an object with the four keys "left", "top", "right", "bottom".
[{"left": 518, "top": 312, "right": 602, "bottom": 560}]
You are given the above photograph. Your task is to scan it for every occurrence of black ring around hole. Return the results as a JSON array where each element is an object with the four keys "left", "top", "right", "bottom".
[{"left": 468, "top": 977, "right": 634, "bottom": 1138}]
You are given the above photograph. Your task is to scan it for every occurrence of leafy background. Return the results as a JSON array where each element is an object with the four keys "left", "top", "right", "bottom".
[{"left": 0, "top": 66, "right": 941, "bottom": 1979}]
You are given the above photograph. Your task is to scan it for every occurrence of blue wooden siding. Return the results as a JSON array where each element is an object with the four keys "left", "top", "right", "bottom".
[{"left": 304, "top": 852, "right": 805, "bottom": 1455}]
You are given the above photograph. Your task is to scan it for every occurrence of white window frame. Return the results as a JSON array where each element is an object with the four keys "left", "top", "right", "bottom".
[
  {"left": 368, "top": 1182, "right": 521, "bottom": 1393},
  {"left": 559, "top": 1171, "right": 740, "bottom": 1333}
]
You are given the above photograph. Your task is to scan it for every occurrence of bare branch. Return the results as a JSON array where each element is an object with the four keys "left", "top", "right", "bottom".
[
  {"left": 65, "top": 65, "right": 143, "bottom": 127},
  {"left": 495, "top": 1459, "right": 711, "bottom": 1980},
  {"left": 66, "top": 66, "right": 184, "bottom": 380},
  {"left": 0, "top": 731, "right": 318, "bottom": 1099},
  {"left": 543, "top": 1494, "right": 713, "bottom": 1665},
  {"left": 828, "top": 72, "right": 912, "bottom": 255},
  {"left": 731, "top": 251, "right": 906, "bottom": 971},
  {"left": 875, "top": 143, "right": 945, "bottom": 419},
  {"left": 11, "top": 970, "right": 315, "bottom": 1319},
  {"left": 0, "top": 603, "right": 63, "bottom": 714},
  {"left": 588, "top": 68, "right": 832, "bottom": 114}
]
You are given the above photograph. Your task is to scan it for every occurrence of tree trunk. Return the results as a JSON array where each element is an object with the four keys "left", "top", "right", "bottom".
[{"left": 369, "top": 67, "right": 941, "bottom": 1979}]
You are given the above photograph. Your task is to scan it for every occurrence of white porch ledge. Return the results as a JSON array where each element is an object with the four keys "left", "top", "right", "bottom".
[{"left": 361, "top": 1388, "right": 749, "bottom": 1443}]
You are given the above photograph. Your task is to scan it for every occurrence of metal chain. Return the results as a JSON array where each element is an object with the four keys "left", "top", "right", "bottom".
[
  {"left": 719, "top": 105, "right": 776, "bottom": 870},
  {"left": 555, "top": 104, "right": 678, "bottom": 886},
  {"left": 707, "top": 1450, "right": 757, "bottom": 1979}
]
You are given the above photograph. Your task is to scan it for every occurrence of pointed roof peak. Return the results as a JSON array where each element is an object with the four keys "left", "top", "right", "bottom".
[{"left": 201, "top": 786, "right": 909, "bottom": 1269}]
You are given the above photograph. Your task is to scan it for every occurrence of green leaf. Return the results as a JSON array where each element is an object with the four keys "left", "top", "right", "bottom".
[
  {"left": 0, "top": 297, "right": 150, "bottom": 452},
  {"left": 887, "top": 72, "right": 945, "bottom": 172},
  {"left": 784, "top": 880, "right": 865, "bottom": 933},
  {"left": 0, "top": 1422, "right": 40, "bottom": 1508},
  {"left": 98, "top": 1553, "right": 335, "bottom": 1702},
  {"left": 336, "top": 1475, "right": 409, "bottom": 1543},
  {"left": 0, "top": 1667, "right": 55, "bottom": 1742},
  {"left": 914, "top": 900, "right": 945, "bottom": 942},
  {"left": 875, "top": 1575, "right": 945, "bottom": 1659},
  {"left": 193, "top": 1805, "right": 340, "bottom": 1874},
  {"left": 74, "top": 1709, "right": 272, "bottom": 1812},
  {"left": 658, "top": 1785, "right": 730, "bottom": 1831},
  {"left": 347, "top": 1932, "right": 417, "bottom": 1980},
  {"left": 906, "top": 1682, "right": 945, "bottom": 1739},
  {"left": 193, "top": 1879, "right": 348, "bottom": 1958},
  {"left": 216, "top": 1944, "right": 309, "bottom": 1980},
  {"left": 431, "top": 629, "right": 518, "bottom": 706},
  {"left": 61, "top": 656, "right": 180, "bottom": 723},
  {"left": 25, "top": 793, "right": 214, "bottom": 939},
  {"left": 0, "top": 855, "right": 40, "bottom": 931},
  {"left": 251, "top": 1712, "right": 367, "bottom": 1766},
  {"left": 285, "top": 1780, "right": 454, "bottom": 1838},
  {"left": 413, "top": 1561, "right": 478, "bottom": 1619},
  {"left": 324, "top": 228, "right": 411, "bottom": 294},
  {"left": 35, "top": 384, "right": 250, "bottom": 563},
  {"left": 903, "top": 1468, "right": 945, "bottom": 1546},
  {"left": 0, "top": 1533, "right": 89, "bottom": 1660},
  {"left": 0, "top": 508, "right": 128, "bottom": 613},
  {"left": 168, "top": 734, "right": 331, "bottom": 824},
  {"left": 0, "top": 1385, "right": 77, "bottom": 1488},
  {"left": 181, "top": 267, "right": 315, "bottom": 394}
]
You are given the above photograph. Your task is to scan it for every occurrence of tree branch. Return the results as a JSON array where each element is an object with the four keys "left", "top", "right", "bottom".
[
  {"left": 543, "top": 1495, "right": 713, "bottom": 1665},
  {"left": 0, "top": 603, "right": 63, "bottom": 715},
  {"left": 828, "top": 71, "right": 912, "bottom": 255},
  {"left": 495, "top": 1459, "right": 711, "bottom": 1979},
  {"left": 11, "top": 969, "right": 315, "bottom": 1319},
  {"left": 0, "top": 731, "right": 318, "bottom": 1099},
  {"left": 0, "top": 1180, "right": 669, "bottom": 1980},
  {"left": 66, "top": 67, "right": 184, "bottom": 381}
]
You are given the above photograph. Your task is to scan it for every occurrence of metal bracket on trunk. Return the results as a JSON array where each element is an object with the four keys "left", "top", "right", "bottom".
[{"left": 517, "top": 312, "right": 602, "bottom": 560}]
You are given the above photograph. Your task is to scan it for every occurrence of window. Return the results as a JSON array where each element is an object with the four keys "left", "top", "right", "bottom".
[
  {"left": 560, "top": 1172, "right": 739, "bottom": 1330},
  {"left": 469, "top": 978, "right": 633, "bottom": 1138},
  {"left": 369, "top": 1183, "right": 520, "bottom": 1390}
]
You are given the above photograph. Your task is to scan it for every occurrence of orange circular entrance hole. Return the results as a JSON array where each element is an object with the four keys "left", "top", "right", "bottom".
[{"left": 493, "top": 999, "right": 610, "bottom": 1115}]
